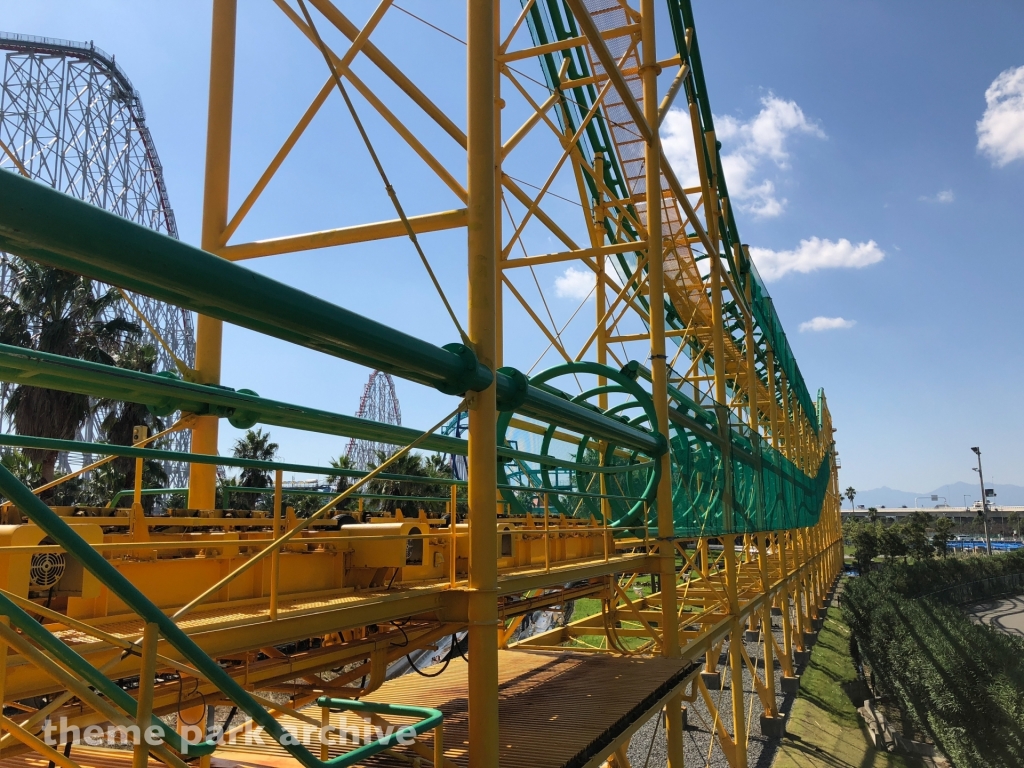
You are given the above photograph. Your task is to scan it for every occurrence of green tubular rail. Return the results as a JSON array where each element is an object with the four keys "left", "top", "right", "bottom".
[
  {"left": 0, "top": 170, "right": 662, "bottom": 458},
  {"left": 0, "top": 433, "right": 465, "bottom": 487},
  {"left": 0, "top": 462, "right": 428, "bottom": 768},
  {"left": 0, "top": 344, "right": 659, "bottom": 475},
  {"left": 0, "top": 342, "right": 463, "bottom": 455},
  {"left": 0, "top": 433, "right": 647, "bottom": 505},
  {"left": 0, "top": 589, "right": 217, "bottom": 757},
  {"left": 315, "top": 698, "right": 442, "bottom": 768}
]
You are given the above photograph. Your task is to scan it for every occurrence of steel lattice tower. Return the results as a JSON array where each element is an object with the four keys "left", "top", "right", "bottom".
[
  {"left": 0, "top": 32, "right": 195, "bottom": 483},
  {"left": 345, "top": 371, "right": 402, "bottom": 470}
]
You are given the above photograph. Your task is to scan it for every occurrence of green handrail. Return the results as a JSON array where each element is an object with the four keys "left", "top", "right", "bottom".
[
  {"left": 0, "top": 589, "right": 216, "bottom": 756},
  {"left": 315, "top": 697, "right": 442, "bottom": 768}
]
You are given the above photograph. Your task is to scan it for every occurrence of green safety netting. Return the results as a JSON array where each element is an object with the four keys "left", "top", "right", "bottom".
[{"left": 510, "top": 0, "right": 832, "bottom": 534}]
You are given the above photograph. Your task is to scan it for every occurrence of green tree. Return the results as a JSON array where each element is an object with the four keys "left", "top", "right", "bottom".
[
  {"left": 230, "top": 428, "right": 278, "bottom": 510},
  {"left": 218, "top": 474, "right": 242, "bottom": 511},
  {"left": 850, "top": 521, "right": 878, "bottom": 574},
  {"left": 932, "top": 516, "right": 955, "bottom": 557},
  {"left": 879, "top": 523, "right": 908, "bottom": 561},
  {"left": 326, "top": 454, "right": 355, "bottom": 512},
  {"left": 80, "top": 463, "right": 129, "bottom": 508},
  {"left": 1008, "top": 511, "right": 1021, "bottom": 540},
  {"left": 368, "top": 451, "right": 451, "bottom": 514},
  {"left": 0, "top": 449, "right": 41, "bottom": 488},
  {"left": 232, "top": 429, "right": 278, "bottom": 486},
  {"left": 0, "top": 259, "right": 139, "bottom": 483},
  {"left": 97, "top": 342, "right": 167, "bottom": 510},
  {"left": 845, "top": 486, "right": 857, "bottom": 514},
  {"left": 903, "top": 512, "right": 934, "bottom": 560},
  {"left": 868, "top": 507, "right": 879, "bottom": 523}
]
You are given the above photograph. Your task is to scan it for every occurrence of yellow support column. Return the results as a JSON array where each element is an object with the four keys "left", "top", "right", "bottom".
[
  {"left": 723, "top": 535, "right": 748, "bottom": 768},
  {"left": 466, "top": 1, "right": 499, "bottom": 765},
  {"left": 270, "top": 469, "right": 283, "bottom": 619},
  {"left": 766, "top": 350, "right": 780, "bottom": 450},
  {"left": 757, "top": 533, "right": 779, "bottom": 720},
  {"left": 793, "top": 531, "right": 807, "bottom": 650},
  {"left": 133, "top": 623, "right": 159, "bottom": 768},
  {"left": 775, "top": 533, "right": 795, "bottom": 681},
  {"left": 0, "top": 617, "right": 7, "bottom": 759},
  {"left": 191, "top": 0, "right": 237, "bottom": 511},
  {"left": 780, "top": 374, "right": 793, "bottom": 462},
  {"left": 640, "top": 3, "right": 684, "bottom": 763}
]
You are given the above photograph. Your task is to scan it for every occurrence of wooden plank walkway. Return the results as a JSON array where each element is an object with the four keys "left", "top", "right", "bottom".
[{"left": 0, "top": 650, "right": 696, "bottom": 768}]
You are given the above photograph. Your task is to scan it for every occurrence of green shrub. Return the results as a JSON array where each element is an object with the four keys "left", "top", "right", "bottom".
[{"left": 843, "top": 552, "right": 1024, "bottom": 767}]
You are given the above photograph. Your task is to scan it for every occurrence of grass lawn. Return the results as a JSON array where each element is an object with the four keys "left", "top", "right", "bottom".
[
  {"left": 566, "top": 578, "right": 655, "bottom": 651},
  {"left": 773, "top": 602, "right": 922, "bottom": 768}
]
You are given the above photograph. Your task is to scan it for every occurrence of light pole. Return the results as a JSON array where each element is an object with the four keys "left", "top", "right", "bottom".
[{"left": 971, "top": 447, "right": 992, "bottom": 555}]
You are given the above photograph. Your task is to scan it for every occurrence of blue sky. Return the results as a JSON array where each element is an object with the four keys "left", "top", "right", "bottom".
[{"left": 2, "top": 1, "right": 1022, "bottom": 493}]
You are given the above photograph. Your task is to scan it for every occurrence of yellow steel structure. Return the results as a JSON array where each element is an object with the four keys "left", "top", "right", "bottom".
[{"left": 0, "top": 1, "right": 843, "bottom": 768}]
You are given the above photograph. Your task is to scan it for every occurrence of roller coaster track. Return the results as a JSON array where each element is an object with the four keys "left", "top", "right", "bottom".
[
  {"left": 0, "top": 2, "right": 842, "bottom": 767},
  {"left": 0, "top": 32, "right": 196, "bottom": 483}
]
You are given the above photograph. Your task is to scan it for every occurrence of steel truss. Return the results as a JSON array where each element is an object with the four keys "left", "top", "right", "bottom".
[
  {"left": 0, "top": 32, "right": 195, "bottom": 483},
  {"left": 0, "top": 3, "right": 842, "bottom": 768},
  {"left": 345, "top": 370, "right": 402, "bottom": 470}
]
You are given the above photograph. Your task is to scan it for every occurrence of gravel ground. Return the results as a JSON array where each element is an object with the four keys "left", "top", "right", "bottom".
[{"left": 626, "top": 615, "right": 805, "bottom": 768}]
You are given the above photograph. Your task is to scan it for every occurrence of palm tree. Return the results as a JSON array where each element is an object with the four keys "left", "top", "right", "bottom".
[
  {"left": 0, "top": 449, "right": 41, "bottom": 487},
  {"left": 231, "top": 429, "right": 278, "bottom": 510},
  {"left": 327, "top": 454, "right": 355, "bottom": 511},
  {"left": 368, "top": 451, "right": 450, "bottom": 514},
  {"left": 97, "top": 342, "right": 166, "bottom": 507},
  {"left": 845, "top": 486, "right": 857, "bottom": 514},
  {"left": 0, "top": 258, "right": 139, "bottom": 483}
]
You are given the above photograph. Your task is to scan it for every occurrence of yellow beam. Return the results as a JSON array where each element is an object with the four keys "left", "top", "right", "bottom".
[
  {"left": 499, "top": 24, "right": 641, "bottom": 63},
  {"left": 219, "top": 208, "right": 468, "bottom": 261},
  {"left": 500, "top": 240, "right": 648, "bottom": 269}
]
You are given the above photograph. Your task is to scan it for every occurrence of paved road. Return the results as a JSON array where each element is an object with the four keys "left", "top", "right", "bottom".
[{"left": 965, "top": 595, "right": 1024, "bottom": 638}]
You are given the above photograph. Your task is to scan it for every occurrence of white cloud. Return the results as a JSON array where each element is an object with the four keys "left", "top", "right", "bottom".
[
  {"left": 920, "top": 189, "right": 954, "bottom": 203},
  {"left": 553, "top": 266, "right": 595, "bottom": 300},
  {"left": 799, "top": 316, "right": 855, "bottom": 333},
  {"left": 662, "top": 94, "right": 824, "bottom": 219},
  {"left": 977, "top": 65, "right": 1024, "bottom": 166},
  {"left": 748, "top": 237, "right": 884, "bottom": 282}
]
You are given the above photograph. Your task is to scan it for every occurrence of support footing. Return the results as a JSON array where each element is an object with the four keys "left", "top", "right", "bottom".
[
  {"left": 701, "top": 670, "right": 723, "bottom": 690},
  {"left": 744, "top": 629, "right": 760, "bottom": 642},
  {"left": 760, "top": 713, "right": 787, "bottom": 738},
  {"left": 781, "top": 675, "right": 801, "bottom": 695}
]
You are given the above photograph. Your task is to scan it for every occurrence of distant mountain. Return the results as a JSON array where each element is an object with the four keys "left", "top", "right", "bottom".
[
  {"left": 851, "top": 487, "right": 920, "bottom": 509},
  {"left": 851, "top": 482, "right": 1024, "bottom": 509}
]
